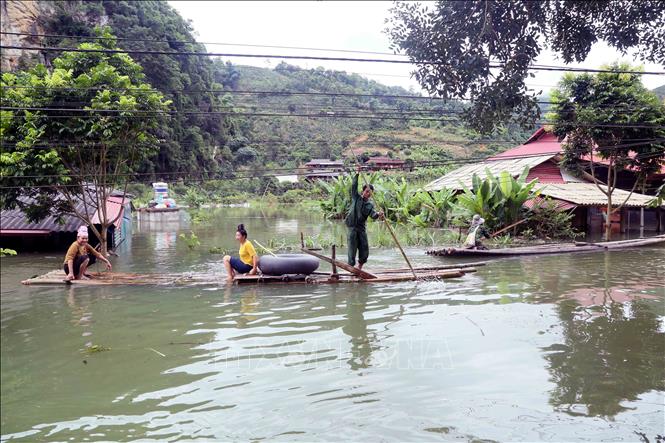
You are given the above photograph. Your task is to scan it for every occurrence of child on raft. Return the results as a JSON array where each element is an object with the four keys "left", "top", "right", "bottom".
[{"left": 223, "top": 224, "right": 259, "bottom": 282}]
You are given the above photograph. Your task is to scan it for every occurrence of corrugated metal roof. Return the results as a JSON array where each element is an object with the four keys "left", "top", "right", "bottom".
[
  {"left": 524, "top": 196, "right": 576, "bottom": 211},
  {"left": 1, "top": 195, "right": 129, "bottom": 234},
  {"left": 526, "top": 161, "right": 564, "bottom": 184},
  {"left": 488, "top": 129, "right": 562, "bottom": 160},
  {"left": 367, "top": 157, "right": 405, "bottom": 164},
  {"left": 423, "top": 155, "right": 554, "bottom": 191},
  {"left": 537, "top": 183, "right": 655, "bottom": 207}
]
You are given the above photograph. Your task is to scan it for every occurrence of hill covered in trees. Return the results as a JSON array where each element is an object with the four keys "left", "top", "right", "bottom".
[{"left": 2, "top": 0, "right": 533, "bottom": 176}]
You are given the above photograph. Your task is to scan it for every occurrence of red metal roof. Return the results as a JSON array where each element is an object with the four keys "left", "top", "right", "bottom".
[
  {"left": 488, "top": 129, "right": 562, "bottom": 160},
  {"left": 524, "top": 196, "right": 576, "bottom": 211},
  {"left": 91, "top": 196, "right": 126, "bottom": 228},
  {"left": 526, "top": 161, "right": 565, "bottom": 183}
]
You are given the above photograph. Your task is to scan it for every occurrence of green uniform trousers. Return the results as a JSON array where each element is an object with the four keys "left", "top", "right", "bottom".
[{"left": 347, "top": 227, "right": 369, "bottom": 266}]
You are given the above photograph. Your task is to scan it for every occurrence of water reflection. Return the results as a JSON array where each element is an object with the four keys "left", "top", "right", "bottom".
[
  {"left": 342, "top": 286, "right": 373, "bottom": 370},
  {"left": 1, "top": 207, "right": 663, "bottom": 441},
  {"left": 544, "top": 299, "right": 665, "bottom": 417}
]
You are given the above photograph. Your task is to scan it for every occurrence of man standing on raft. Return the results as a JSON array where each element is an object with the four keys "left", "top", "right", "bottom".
[
  {"left": 64, "top": 226, "right": 112, "bottom": 280},
  {"left": 345, "top": 171, "right": 384, "bottom": 270}
]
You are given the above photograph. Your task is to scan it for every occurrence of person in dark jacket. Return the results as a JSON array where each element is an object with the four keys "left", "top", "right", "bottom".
[{"left": 345, "top": 173, "right": 384, "bottom": 269}]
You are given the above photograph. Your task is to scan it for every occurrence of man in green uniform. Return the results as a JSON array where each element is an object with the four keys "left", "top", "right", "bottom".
[{"left": 345, "top": 172, "right": 384, "bottom": 270}]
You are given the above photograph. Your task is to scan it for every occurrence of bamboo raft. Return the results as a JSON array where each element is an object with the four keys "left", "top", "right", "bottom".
[
  {"left": 427, "top": 234, "right": 665, "bottom": 258},
  {"left": 20, "top": 265, "right": 478, "bottom": 287},
  {"left": 21, "top": 270, "right": 213, "bottom": 286},
  {"left": 21, "top": 253, "right": 482, "bottom": 287},
  {"left": 233, "top": 262, "right": 481, "bottom": 285}
]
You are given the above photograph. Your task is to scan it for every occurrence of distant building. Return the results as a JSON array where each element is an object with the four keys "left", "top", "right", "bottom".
[
  {"left": 366, "top": 156, "right": 406, "bottom": 171},
  {"left": 0, "top": 191, "right": 132, "bottom": 251},
  {"left": 304, "top": 159, "right": 344, "bottom": 181},
  {"left": 424, "top": 127, "right": 664, "bottom": 235},
  {"left": 275, "top": 175, "right": 299, "bottom": 184}
]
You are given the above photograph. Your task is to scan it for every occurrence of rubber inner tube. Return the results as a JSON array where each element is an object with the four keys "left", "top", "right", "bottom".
[{"left": 259, "top": 254, "right": 320, "bottom": 276}]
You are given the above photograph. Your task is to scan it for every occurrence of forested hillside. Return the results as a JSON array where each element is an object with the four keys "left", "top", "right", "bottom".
[
  {"left": 214, "top": 62, "right": 534, "bottom": 167},
  {"left": 2, "top": 0, "right": 533, "bottom": 176}
]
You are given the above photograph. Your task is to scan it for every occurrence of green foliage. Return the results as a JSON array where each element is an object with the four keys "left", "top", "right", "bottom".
[
  {"left": 548, "top": 63, "right": 665, "bottom": 238},
  {"left": 409, "top": 188, "right": 456, "bottom": 228},
  {"left": 39, "top": 1, "right": 237, "bottom": 175},
  {"left": 525, "top": 200, "right": 582, "bottom": 240},
  {"left": 1, "top": 29, "right": 170, "bottom": 239},
  {"left": 549, "top": 63, "right": 665, "bottom": 178},
  {"left": 179, "top": 231, "right": 200, "bottom": 250},
  {"left": 0, "top": 248, "right": 18, "bottom": 257},
  {"left": 456, "top": 167, "right": 540, "bottom": 229},
  {"left": 387, "top": 1, "right": 664, "bottom": 132},
  {"left": 648, "top": 183, "right": 665, "bottom": 208},
  {"left": 82, "top": 344, "right": 110, "bottom": 354}
]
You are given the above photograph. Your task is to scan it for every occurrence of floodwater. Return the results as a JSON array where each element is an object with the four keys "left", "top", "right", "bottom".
[{"left": 1, "top": 207, "right": 664, "bottom": 442}]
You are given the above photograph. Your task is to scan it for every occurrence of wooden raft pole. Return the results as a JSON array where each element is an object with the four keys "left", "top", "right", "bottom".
[
  {"left": 254, "top": 239, "right": 277, "bottom": 257},
  {"left": 300, "top": 244, "right": 377, "bottom": 279}
]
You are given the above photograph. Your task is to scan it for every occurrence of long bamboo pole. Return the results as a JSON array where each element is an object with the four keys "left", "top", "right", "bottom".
[
  {"left": 254, "top": 240, "right": 277, "bottom": 257},
  {"left": 348, "top": 150, "right": 417, "bottom": 278}
]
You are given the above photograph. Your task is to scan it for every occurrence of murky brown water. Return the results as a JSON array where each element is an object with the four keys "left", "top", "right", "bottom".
[{"left": 1, "top": 207, "right": 664, "bottom": 441}]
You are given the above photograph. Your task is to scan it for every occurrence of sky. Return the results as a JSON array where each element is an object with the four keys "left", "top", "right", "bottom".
[{"left": 169, "top": 1, "right": 664, "bottom": 94}]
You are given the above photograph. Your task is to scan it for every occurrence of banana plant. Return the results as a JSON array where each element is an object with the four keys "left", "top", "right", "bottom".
[{"left": 456, "top": 166, "right": 539, "bottom": 229}]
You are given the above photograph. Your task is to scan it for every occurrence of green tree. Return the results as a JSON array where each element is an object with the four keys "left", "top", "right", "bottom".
[
  {"left": 1, "top": 30, "right": 170, "bottom": 254},
  {"left": 548, "top": 63, "right": 665, "bottom": 239},
  {"left": 387, "top": 1, "right": 665, "bottom": 132}
]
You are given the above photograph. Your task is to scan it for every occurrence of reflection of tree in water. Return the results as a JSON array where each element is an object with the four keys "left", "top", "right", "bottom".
[{"left": 544, "top": 298, "right": 665, "bottom": 417}]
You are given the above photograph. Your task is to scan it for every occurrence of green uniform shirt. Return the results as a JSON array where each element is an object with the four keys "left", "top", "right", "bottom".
[{"left": 344, "top": 174, "right": 379, "bottom": 231}]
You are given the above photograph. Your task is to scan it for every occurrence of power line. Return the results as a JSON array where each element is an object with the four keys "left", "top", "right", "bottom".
[
  {"left": 2, "top": 44, "right": 663, "bottom": 75},
  {"left": 0, "top": 31, "right": 409, "bottom": 57},
  {"left": 3, "top": 86, "right": 661, "bottom": 112},
  {"left": 3, "top": 107, "right": 664, "bottom": 128},
  {"left": 4, "top": 139, "right": 662, "bottom": 181},
  {"left": 3, "top": 31, "right": 662, "bottom": 77}
]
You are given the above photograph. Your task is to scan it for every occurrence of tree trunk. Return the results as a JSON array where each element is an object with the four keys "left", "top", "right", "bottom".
[
  {"left": 605, "top": 163, "right": 613, "bottom": 241},
  {"left": 99, "top": 224, "right": 108, "bottom": 256}
]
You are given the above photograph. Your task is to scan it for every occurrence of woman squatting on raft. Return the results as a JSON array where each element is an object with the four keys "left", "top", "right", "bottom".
[
  {"left": 223, "top": 224, "right": 259, "bottom": 282},
  {"left": 63, "top": 226, "right": 113, "bottom": 281}
]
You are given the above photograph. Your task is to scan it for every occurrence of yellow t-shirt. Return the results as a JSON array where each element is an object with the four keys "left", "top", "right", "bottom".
[
  {"left": 63, "top": 241, "right": 103, "bottom": 264},
  {"left": 239, "top": 240, "right": 256, "bottom": 265}
]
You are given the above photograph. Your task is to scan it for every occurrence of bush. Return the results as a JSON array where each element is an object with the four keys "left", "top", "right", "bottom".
[{"left": 524, "top": 199, "right": 581, "bottom": 240}]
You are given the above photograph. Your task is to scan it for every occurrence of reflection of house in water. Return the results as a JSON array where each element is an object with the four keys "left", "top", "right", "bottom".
[
  {"left": 425, "top": 127, "right": 664, "bottom": 235},
  {"left": 478, "top": 254, "right": 664, "bottom": 418},
  {"left": 0, "top": 191, "right": 132, "bottom": 251},
  {"left": 543, "top": 299, "right": 664, "bottom": 417}
]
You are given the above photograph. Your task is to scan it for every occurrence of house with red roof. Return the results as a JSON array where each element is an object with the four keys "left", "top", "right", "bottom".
[
  {"left": 366, "top": 156, "right": 406, "bottom": 171},
  {"left": 424, "top": 127, "right": 664, "bottom": 234}
]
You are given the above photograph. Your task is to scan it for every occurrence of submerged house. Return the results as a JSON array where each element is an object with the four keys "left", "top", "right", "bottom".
[
  {"left": 424, "top": 128, "right": 664, "bottom": 234},
  {"left": 0, "top": 192, "right": 132, "bottom": 251}
]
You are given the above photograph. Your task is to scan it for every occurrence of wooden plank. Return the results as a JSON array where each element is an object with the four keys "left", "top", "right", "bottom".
[
  {"left": 301, "top": 248, "right": 377, "bottom": 279},
  {"left": 428, "top": 235, "right": 665, "bottom": 257},
  {"left": 378, "top": 262, "right": 486, "bottom": 273}
]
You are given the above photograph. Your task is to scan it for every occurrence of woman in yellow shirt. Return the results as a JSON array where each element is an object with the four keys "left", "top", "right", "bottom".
[{"left": 223, "top": 224, "right": 258, "bottom": 282}]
